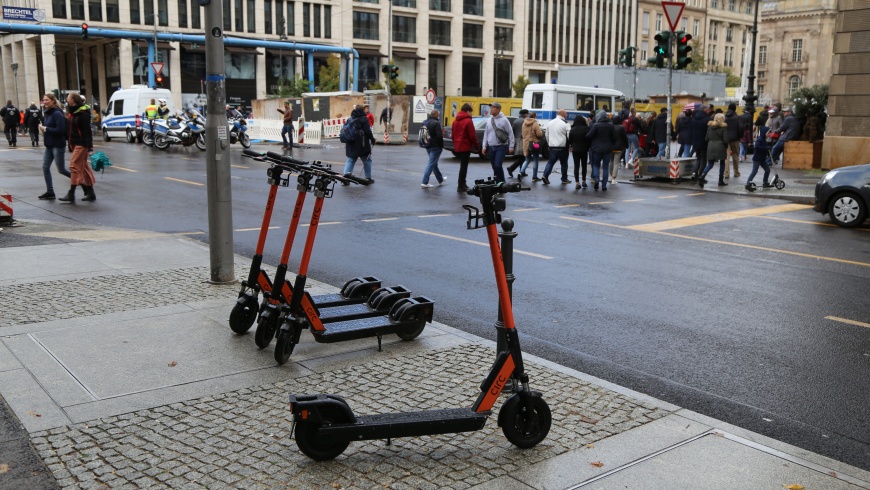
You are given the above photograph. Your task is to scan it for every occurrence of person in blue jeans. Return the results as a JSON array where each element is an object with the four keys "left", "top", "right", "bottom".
[
  {"left": 276, "top": 101, "right": 294, "bottom": 149},
  {"left": 541, "top": 109, "right": 571, "bottom": 185},
  {"left": 341, "top": 106, "right": 376, "bottom": 185},
  {"left": 745, "top": 126, "right": 773, "bottom": 191},
  {"left": 421, "top": 109, "right": 446, "bottom": 188},
  {"left": 586, "top": 110, "right": 616, "bottom": 191},
  {"left": 480, "top": 102, "right": 514, "bottom": 183},
  {"left": 37, "top": 93, "right": 70, "bottom": 200}
]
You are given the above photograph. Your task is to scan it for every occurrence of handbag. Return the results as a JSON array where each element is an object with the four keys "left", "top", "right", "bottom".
[
  {"left": 491, "top": 119, "right": 509, "bottom": 144},
  {"left": 529, "top": 141, "right": 540, "bottom": 154}
]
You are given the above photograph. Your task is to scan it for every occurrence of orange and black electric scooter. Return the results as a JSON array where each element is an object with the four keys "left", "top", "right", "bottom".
[
  {"left": 286, "top": 179, "right": 550, "bottom": 460},
  {"left": 229, "top": 151, "right": 382, "bottom": 335}
]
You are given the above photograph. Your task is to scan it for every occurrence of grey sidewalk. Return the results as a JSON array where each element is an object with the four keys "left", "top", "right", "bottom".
[{"left": 1, "top": 221, "right": 867, "bottom": 489}]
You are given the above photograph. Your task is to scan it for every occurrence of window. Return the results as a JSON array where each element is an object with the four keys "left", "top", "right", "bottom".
[
  {"left": 681, "top": 19, "right": 687, "bottom": 31},
  {"left": 495, "top": 26, "right": 513, "bottom": 51},
  {"left": 429, "top": 19, "right": 451, "bottom": 45},
  {"left": 286, "top": 2, "right": 295, "bottom": 35},
  {"left": 758, "top": 71, "right": 765, "bottom": 79},
  {"left": 235, "top": 0, "right": 244, "bottom": 31},
  {"left": 788, "top": 75, "right": 801, "bottom": 96},
  {"left": 758, "top": 45, "right": 767, "bottom": 64},
  {"left": 710, "top": 0, "right": 717, "bottom": 8},
  {"left": 313, "top": 4, "right": 320, "bottom": 37},
  {"left": 431, "top": 0, "right": 449, "bottom": 10},
  {"left": 463, "top": 23, "right": 483, "bottom": 48},
  {"left": 726, "top": 26, "right": 732, "bottom": 42},
  {"left": 71, "top": 0, "right": 85, "bottom": 19},
  {"left": 728, "top": 0, "right": 735, "bottom": 11},
  {"left": 393, "top": 0, "right": 415, "bottom": 6},
  {"left": 745, "top": 1, "right": 752, "bottom": 14},
  {"left": 495, "top": 0, "right": 512, "bottom": 19},
  {"left": 51, "top": 0, "right": 67, "bottom": 17},
  {"left": 530, "top": 92, "right": 543, "bottom": 109},
  {"left": 393, "top": 15, "right": 416, "bottom": 43},
  {"left": 641, "top": 40, "right": 648, "bottom": 60},
  {"left": 264, "top": 0, "right": 272, "bottom": 33},
  {"left": 178, "top": 0, "right": 188, "bottom": 27},
  {"left": 106, "top": 0, "right": 119, "bottom": 21},
  {"left": 247, "top": 0, "right": 256, "bottom": 32},
  {"left": 642, "top": 11, "right": 649, "bottom": 35},
  {"left": 352, "top": 11, "right": 378, "bottom": 40},
  {"left": 158, "top": 0, "right": 168, "bottom": 25},
  {"left": 324, "top": 5, "right": 331, "bottom": 38},
  {"left": 191, "top": 3, "right": 200, "bottom": 27},
  {"left": 655, "top": 13, "right": 662, "bottom": 31},
  {"left": 223, "top": 0, "right": 230, "bottom": 30},
  {"left": 693, "top": 20, "right": 699, "bottom": 37},
  {"left": 88, "top": 0, "right": 102, "bottom": 21},
  {"left": 791, "top": 39, "right": 803, "bottom": 62},
  {"left": 303, "top": 3, "right": 309, "bottom": 36},
  {"left": 358, "top": 0, "right": 377, "bottom": 3},
  {"left": 464, "top": 0, "right": 482, "bottom": 16},
  {"left": 758, "top": 84, "right": 764, "bottom": 95}
]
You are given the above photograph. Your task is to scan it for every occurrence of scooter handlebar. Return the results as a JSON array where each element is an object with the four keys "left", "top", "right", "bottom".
[
  {"left": 465, "top": 180, "right": 530, "bottom": 196},
  {"left": 242, "top": 149, "right": 262, "bottom": 158}
]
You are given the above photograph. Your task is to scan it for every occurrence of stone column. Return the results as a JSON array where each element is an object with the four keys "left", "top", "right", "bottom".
[
  {"left": 97, "top": 45, "right": 108, "bottom": 108},
  {"left": 169, "top": 42, "right": 182, "bottom": 107},
  {"left": 23, "top": 37, "right": 41, "bottom": 105},
  {"left": 40, "top": 34, "right": 59, "bottom": 97},
  {"left": 120, "top": 39, "right": 134, "bottom": 89}
]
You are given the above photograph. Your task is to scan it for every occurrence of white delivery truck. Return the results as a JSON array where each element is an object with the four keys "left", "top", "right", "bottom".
[{"left": 101, "top": 85, "right": 173, "bottom": 143}]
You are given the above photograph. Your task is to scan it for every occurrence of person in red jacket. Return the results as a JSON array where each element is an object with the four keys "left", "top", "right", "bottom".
[
  {"left": 451, "top": 103, "right": 479, "bottom": 193},
  {"left": 364, "top": 105, "right": 375, "bottom": 127}
]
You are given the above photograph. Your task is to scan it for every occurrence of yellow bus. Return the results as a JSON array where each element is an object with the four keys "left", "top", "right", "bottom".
[{"left": 443, "top": 96, "right": 524, "bottom": 127}]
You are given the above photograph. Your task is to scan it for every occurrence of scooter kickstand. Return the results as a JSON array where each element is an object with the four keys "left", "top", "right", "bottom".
[{"left": 377, "top": 334, "right": 383, "bottom": 352}]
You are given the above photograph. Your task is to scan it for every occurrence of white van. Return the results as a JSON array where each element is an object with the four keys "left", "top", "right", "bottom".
[{"left": 101, "top": 85, "right": 173, "bottom": 142}]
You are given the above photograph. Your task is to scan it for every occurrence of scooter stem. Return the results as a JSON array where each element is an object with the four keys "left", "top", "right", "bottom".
[{"left": 486, "top": 224, "right": 515, "bottom": 331}]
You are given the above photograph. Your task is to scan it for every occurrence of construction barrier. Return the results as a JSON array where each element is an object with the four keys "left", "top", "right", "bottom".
[
  {"left": 633, "top": 159, "right": 641, "bottom": 180},
  {"left": 321, "top": 118, "right": 349, "bottom": 139},
  {"left": 247, "top": 119, "right": 321, "bottom": 146},
  {"left": 0, "top": 192, "right": 12, "bottom": 224}
]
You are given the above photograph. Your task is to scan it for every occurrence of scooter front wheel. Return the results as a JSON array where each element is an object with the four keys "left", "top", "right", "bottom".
[
  {"left": 295, "top": 405, "right": 351, "bottom": 461},
  {"left": 229, "top": 297, "right": 259, "bottom": 334},
  {"left": 499, "top": 392, "right": 552, "bottom": 449},
  {"left": 254, "top": 312, "right": 279, "bottom": 349},
  {"left": 274, "top": 328, "right": 296, "bottom": 365}
]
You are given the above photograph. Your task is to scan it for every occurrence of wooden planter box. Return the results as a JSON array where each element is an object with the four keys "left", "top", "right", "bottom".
[{"left": 783, "top": 141, "right": 823, "bottom": 169}]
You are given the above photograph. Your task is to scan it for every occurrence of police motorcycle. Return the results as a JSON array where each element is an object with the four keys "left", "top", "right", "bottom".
[
  {"left": 143, "top": 110, "right": 206, "bottom": 151},
  {"left": 227, "top": 108, "right": 251, "bottom": 149}
]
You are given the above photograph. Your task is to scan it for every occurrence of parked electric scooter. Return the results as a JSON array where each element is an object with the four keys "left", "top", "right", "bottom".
[
  {"left": 287, "top": 179, "right": 550, "bottom": 461},
  {"left": 229, "top": 150, "right": 384, "bottom": 335}
]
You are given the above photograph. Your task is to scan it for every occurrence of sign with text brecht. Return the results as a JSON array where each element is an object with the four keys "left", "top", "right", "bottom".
[{"left": 2, "top": 6, "right": 45, "bottom": 22}]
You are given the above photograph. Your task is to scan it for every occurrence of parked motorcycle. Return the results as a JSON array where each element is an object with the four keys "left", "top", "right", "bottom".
[
  {"left": 143, "top": 111, "right": 206, "bottom": 151},
  {"left": 228, "top": 116, "right": 251, "bottom": 149}
]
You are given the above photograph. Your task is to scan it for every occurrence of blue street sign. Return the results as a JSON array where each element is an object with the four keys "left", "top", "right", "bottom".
[{"left": 2, "top": 7, "right": 45, "bottom": 22}]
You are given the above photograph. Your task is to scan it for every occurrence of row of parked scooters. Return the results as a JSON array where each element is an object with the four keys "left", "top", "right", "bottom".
[
  {"left": 140, "top": 110, "right": 250, "bottom": 151},
  {"left": 228, "top": 150, "right": 551, "bottom": 461}
]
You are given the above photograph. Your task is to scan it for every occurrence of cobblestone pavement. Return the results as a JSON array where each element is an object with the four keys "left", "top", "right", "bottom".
[{"left": 32, "top": 343, "right": 666, "bottom": 489}]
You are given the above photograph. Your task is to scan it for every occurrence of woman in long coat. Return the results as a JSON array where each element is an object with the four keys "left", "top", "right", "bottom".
[{"left": 698, "top": 113, "right": 729, "bottom": 188}]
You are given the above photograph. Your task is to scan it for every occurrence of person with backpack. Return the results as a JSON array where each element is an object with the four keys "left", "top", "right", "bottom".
[
  {"left": 24, "top": 101, "right": 43, "bottom": 147},
  {"left": 36, "top": 93, "right": 71, "bottom": 200},
  {"left": 420, "top": 109, "right": 446, "bottom": 188},
  {"left": 341, "top": 105, "right": 376, "bottom": 185},
  {"left": 60, "top": 93, "right": 96, "bottom": 202},
  {"left": 451, "top": 103, "right": 478, "bottom": 193},
  {"left": 480, "top": 101, "right": 514, "bottom": 183},
  {"left": 1, "top": 100, "right": 20, "bottom": 147}
]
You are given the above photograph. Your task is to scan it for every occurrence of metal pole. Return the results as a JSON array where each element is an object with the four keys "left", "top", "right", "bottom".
[
  {"left": 742, "top": 0, "right": 760, "bottom": 117},
  {"left": 666, "top": 30, "right": 673, "bottom": 159},
  {"left": 386, "top": 0, "right": 392, "bottom": 135},
  {"left": 74, "top": 44, "right": 80, "bottom": 91},
  {"left": 204, "top": 0, "right": 234, "bottom": 283}
]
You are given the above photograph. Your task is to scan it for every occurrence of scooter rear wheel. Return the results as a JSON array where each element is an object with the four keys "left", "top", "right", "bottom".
[
  {"left": 774, "top": 178, "right": 786, "bottom": 190},
  {"left": 229, "top": 297, "right": 259, "bottom": 334},
  {"left": 254, "top": 313, "right": 279, "bottom": 348},
  {"left": 295, "top": 405, "right": 351, "bottom": 461},
  {"left": 499, "top": 393, "right": 552, "bottom": 449},
  {"left": 274, "top": 329, "right": 296, "bottom": 365}
]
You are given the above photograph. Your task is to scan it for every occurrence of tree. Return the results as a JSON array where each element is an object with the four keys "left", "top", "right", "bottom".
[
  {"left": 367, "top": 79, "right": 406, "bottom": 95},
  {"left": 685, "top": 39, "right": 705, "bottom": 72},
  {"left": 317, "top": 54, "right": 342, "bottom": 92},
  {"left": 788, "top": 84, "right": 828, "bottom": 141},
  {"left": 512, "top": 75, "right": 531, "bottom": 99},
  {"left": 271, "top": 75, "right": 309, "bottom": 98}
]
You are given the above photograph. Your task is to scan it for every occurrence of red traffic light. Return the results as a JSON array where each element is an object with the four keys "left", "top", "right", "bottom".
[{"left": 81, "top": 23, "right": 88, "bottom": 29}]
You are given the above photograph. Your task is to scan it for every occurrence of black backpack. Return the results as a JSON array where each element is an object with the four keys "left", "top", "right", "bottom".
[{"left": 340, "top": 117, "right": 360, "bottom": 144}]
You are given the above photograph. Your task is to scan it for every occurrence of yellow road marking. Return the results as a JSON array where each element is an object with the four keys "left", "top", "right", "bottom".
[
  {"left": 406, "top": 228, "right": 553, "bottom": 259},
  {"left": 362, "top": 217, "right": 398, "bottom": 222},
  {"left": 825, "top": 316, "right": 870, "bottom": 329},
  {"left": 418, "top": 214, "right": 451, "bottom": 218},
  {"left": 231, "top": 164, "right": 249, "bottom": 169},
  {"left": 658, "top": 196, "right": 679, "bottom": 199},
  {"left": 626, "top": 203, "right": 811, "bottom": 232},
  {"left": 109, "top": 165, "right": 137, "bottom": 172},
  {"left": 755, "top": 215, "right": 870, "bottom": 231},
  {"left": 164, "top": 177, "right": 204, "bottom": 186},
  {"left": 554, "top": 204, "right": 580, "bottom": 208},
  {"left": 236, "top": 226, "right": 280, "bottom": 232},
  {"left": 686, "top": 192, "right": 706, "bottom": 196}
]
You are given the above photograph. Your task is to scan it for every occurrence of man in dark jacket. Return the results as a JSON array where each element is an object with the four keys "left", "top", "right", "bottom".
[
  {"left": 1, "top": 100, "right": 20, "bottom": 146},
  {"left": 341, "top": 105, "right": 376, "bottom": 185},
  {"left": 689, "top": 104, "right": 713, "bottom": 178},
  {"left": 24, "top": 101, "right": 43, "bottom": 146},
  {"left": 421, "top": 109, "right": 446, "bottom": 187},
  {"left": 768, "top": 106, "right": 799, "bottom": 166},
  {"left": 652, "top": 108, "right": 673, "bottom": 158},
  {"left": 586, "top": 110, "right": 616, "bottom": 190},
  {"left": 507, "top": 109, "right": 529, "bottom": 176},
  {"left": 724, "top": 103, "right": 741, "bottom": 178}
]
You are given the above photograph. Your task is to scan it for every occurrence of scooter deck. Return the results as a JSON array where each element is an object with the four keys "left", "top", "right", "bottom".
[
  {"left": 317, "top": 302, "right": 389, "bottom": 323},
  {"left": 320, "top": 408, "right": 489, "bottom": 441},
  {"left": 310, "top": 292, "right": 358, "bottom": 308},
  {"left": 311, "top": 316, "right": 423, "bottom": 343}
]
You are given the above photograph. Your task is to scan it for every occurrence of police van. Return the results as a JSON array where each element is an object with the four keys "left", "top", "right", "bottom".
[{"left": 101, "top": 85, "right": 173, "bottom": 143}]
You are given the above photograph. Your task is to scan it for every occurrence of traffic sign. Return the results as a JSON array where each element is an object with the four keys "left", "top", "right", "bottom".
[
  {"left": 150, "top": 62, "right": 165, "bottom": 75},
  {"left": 661, "top": 1, "right": 685, "bottom": 32},
  {"left": 425, "top": 89, "right": 436, "bottom": 104}
]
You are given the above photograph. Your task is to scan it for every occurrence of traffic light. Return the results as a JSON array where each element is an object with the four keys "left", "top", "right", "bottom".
[
  {"left": 390, "top": 65, "right": 399, "bottom": 80},
  {"left": 648, "top": 31, "right": 671, "bottom": 68},
  {"left": 381, "top": 64, "right": 390, "bottom": 75},
  {"left": 675, "top": 31, "right": 693, "bottom": 70},
  {"left": 81, "top": 23, "right": 88, "bottom": 40},
  {"left": 618, "top": 47, "right": 635, "bottom": 67},
  {"left": 156, "top": 75, "right": 163, "bottom": 87}
]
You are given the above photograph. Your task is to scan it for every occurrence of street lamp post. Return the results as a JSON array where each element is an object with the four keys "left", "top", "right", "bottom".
[{"left": 742, "top": 0, "right": 761, "bottom": 116}]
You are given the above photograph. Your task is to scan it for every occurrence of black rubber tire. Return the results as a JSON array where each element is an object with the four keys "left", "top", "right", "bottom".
[
  {"left": 828, "top": 192, "right": 867, "bottom": 228},
  {"left": 499, "top": 393, "right": 552, "bottom": 449},
  {"left": 240, "top": 132, "right": 251, "bottom": 149},
  {"left": 274, "top": 329, "right": 296, "bottom": 365},
  {"left": 228, "top": 298, "right": 258, "bottom": 334},
  {"left": 142, "top": 132, "right": 154, "bottom": 147},
  {"left": 126, "top": 129, "right": 136, "bottom": 143},
  {"left": 102, "top": 128, "right": 111, "bottom": 142},
  {"left": 775, "top": 179, "right": 785, "bottom": 190},
  {"left": 254, "top": 313, "right": 279, "bottom": 349},
  {"left": 396, "top": 321, "right": 425, "bottom": 341},
  {"left": 155, "top": 134, "right": 170, "bottom": 150},
  {"left": 195, "top": 133, "right": 206, "bottom": 151},
  {"left": 295, "top": 405, "right": 351, "bottom": 461}
]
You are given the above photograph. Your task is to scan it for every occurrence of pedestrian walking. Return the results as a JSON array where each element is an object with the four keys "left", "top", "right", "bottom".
[
  {"left": 507, "top": 109, "right": 529, "bottom": 177},
  {"left": 652, "top": 107, "right": 673, "bottom": 159},
  {"left": 379, "top": 107, "right": 392, "bottom": 134},
  {"left": 36, "top": 93, "right": 70, "bottom": 200},
  {"left": 540, "top": 109, "right": 571, "bottom": 185},
  {"left": 568, "top": 116, "right": 590, "bottom": 189},
  {"left": 24, "top": 101, "right": 43, "bottom": 146},
  {"left": 738, "top": 107, "right": 754, "bottom": 162},
  {"left": 690, "top": 104, "right": 713, "bottom": 179},
  {"left": 519, "top": 112, "right": 544, "bottom": 182},
  {"left": 768, "top": 107, "right": 799, "bottom": 167},
  {"left": 420, "top": 109, "right": 446, "bottom": 188},
  {"left": 480, "top": 101, "right": 514, "bottom": 183},
  {"left": 586, "top": 110, "right": 616, "bottom": 191},
  {"left": 60, "top": 93, "right": 96, "bottom": 202},
  {"left": 364, "top": 105, "right": 375, "bottom": 127},
  {"left": 698, "top": 113, "right": 729, "bottom": 188},
  {"left": 342, "top": 106, "right": 376, "bottom": 185},
  {"left": 745, "top": 126, "right": 773, "bottom": 191},
  {"left": 1, "top": 100, "right": 20, "bottom": 147},
  {"left": 610, "top": 118, "right": 629, "bottom": 184},
  {"left": 451, "top": 103, "right": 478, "bottom": 193},
  {"left": 678, "top": 108, "right": 694, "bottom": 157},
  {"left": 724, "top": 103, "right": 742, "bottom": 178},
  {"left": 622, "top": 109, "right": 642, "bottom": 167},
  {"left": 277, "top": 101, "right": 294, "bottom": 149}
]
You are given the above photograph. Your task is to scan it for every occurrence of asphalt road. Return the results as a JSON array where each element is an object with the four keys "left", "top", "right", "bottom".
[{"left": 2, "top": 139, "right": 869, "bottom": 471}]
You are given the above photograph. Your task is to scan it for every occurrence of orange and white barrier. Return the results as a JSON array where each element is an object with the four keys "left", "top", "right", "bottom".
[
  {"left": 633, "top": 159, "right": 641, "bottom": 180},
  {"left": 321, "top": 118, "right": 348, "bottom": 139},
  {"left": 0, "top": 193, "right": 12, "bottom": 223},
  {"left": 669, "top": 159, "right": 680, "bottom": 181}
]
